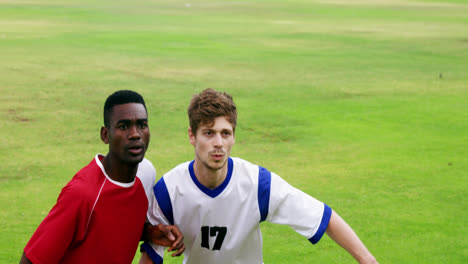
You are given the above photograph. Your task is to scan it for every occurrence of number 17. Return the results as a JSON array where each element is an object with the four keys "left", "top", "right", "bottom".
[{"left": 201, "top": 226, "right": 227, "bottom": 250}]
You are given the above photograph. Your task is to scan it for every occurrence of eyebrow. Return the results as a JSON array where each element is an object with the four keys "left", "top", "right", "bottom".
[
  {"left": 201, "top": 127, "right": 232, "bottom": 132},
  {"left": 116, "top": 118, "right": 148, "bottom": 124}
]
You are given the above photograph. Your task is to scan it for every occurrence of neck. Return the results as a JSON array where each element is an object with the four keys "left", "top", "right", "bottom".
[
  {"left": 193, "top": 160, "right": 228, "bottom": 190},
  {"left": 101, "top": 155, "right": 138, "bottom": 183}
]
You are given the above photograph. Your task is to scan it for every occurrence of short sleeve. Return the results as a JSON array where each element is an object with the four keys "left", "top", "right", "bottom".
[
  {"left": 266, "top": 172, "right": 332, "bottom": 244},
  {"left": 24, "top": 184, "right": 90, "bottom": 264},
  {"left": 137, "top": 158, "right": 157, "bottom": 205}
]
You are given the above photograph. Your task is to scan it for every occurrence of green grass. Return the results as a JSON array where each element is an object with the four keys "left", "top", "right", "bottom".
[{"left": 1, "top": 0, "right": 467, "bottom": 263}]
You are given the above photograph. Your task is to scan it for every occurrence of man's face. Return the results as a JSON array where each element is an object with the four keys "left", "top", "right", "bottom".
[
  {"left": 101, "top": 103, "right": 150, "bottom": 165},
  {"left": 189, "top": 116, "right": 235, "bottom": 172}
]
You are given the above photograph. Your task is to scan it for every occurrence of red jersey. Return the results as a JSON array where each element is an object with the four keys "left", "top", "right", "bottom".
[{"left": 24, "top": 155, "right": 151, "bottom": 264}]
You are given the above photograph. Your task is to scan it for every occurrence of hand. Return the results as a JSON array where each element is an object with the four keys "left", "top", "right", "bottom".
[{"left": 147, "top": 224, "right": 185, "bottom": 257}]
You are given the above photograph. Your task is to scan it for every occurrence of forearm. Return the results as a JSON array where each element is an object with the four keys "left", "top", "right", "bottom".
[
  {"left": 141, "top": 222, "right": 152, "bottom": 241},
  {"left": 19, "top": 252, "right": 33, "bottom": 264},
  {"left": 325, "top": 210, "right": 378, "bottom": 264},
  {"left": 138, "top": 251, "right": 154, "bottom": 264}
]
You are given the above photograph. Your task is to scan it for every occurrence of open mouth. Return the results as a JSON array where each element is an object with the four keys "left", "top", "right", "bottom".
[
  {"left": 211, "top": 153, "right": 224, "bottom": 160},
  {"left": 128, "top": 145, "right": 144, "bottom": 155}
]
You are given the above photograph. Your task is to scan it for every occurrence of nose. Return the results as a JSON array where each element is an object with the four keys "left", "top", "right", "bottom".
[
  {"left": 213, "top": 133, "right": 223, "bottom": 147},
  {"left": 128, "top": 125, "right": 141, "bottom": 139}
]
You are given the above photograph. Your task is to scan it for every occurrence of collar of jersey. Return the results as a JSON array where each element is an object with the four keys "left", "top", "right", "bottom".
[
  {"left": 188, "top": 157, "right": 234, "bottom": 198},
  {"left": 95, "top": 154, "right": 136, "bottom": 188}
]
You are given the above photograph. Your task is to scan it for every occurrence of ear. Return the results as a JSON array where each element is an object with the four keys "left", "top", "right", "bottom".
[
  {"left": 188, "top": 127, "right": 196, "bottom": 147},
  {"left": 101, "top": 126, "right": 109, "bottom": 144}
]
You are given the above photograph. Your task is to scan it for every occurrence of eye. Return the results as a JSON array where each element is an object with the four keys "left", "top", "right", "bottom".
[
  {"left": 118, "top": 124, "right": 128, "bottom": 130},
  {"left": 138, "top": 123, "right": 148, "bottom": 129}
]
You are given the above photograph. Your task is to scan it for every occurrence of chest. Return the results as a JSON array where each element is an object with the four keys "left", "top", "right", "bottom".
[
  {"left": 64, "top": 181, "right": 149, "bottom": 263},
  {"left": 92, "top": 182, "right": 148, "bottom": 225},
  {"left": 169, "top": 174, "right": 262, "bottom": 250}
]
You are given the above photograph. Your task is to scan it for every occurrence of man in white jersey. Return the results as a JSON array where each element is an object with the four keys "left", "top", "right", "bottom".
[{"left": 140, "top": 88, "right": 378, "bottom": 264}]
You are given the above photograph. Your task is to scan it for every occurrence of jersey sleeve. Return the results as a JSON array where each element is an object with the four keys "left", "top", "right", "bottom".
[
  {"left": 265, "top": 171, "right": 332, "bottom": 244},
  {"left": 140, "top": 178, "right": 172, "bottom": 264},
  {"left": 137, "top": 158, "right": 157, "bottom": 206},
  {"left": 24, "top": 183, "right": 90, "bottom": 264}
]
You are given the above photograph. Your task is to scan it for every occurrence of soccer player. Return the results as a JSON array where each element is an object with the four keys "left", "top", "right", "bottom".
[
  {"left": 20, "top": 90, "right": 184, "bottom": 264},
  {"left": 140, "top": 88, "right": 378, "bottom": 264}
]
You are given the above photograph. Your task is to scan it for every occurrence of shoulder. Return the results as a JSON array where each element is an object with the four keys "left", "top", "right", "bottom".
[
  {"left": 137, "top": 158, "right": 156, "bottom": 188},
  {"left": 70, "top": 158, "right": 104, "bottom": 192},
  {"left": 231, "top": 157, "right": 289, "bottom": 191},
  {"left": 231, "top": 157, "right": 284, "bottom": 181},
  {"left": 59, "top": 160, "right": 103, "bottom": 206},
  {"left": 162, "top": 160, "right": 192, "bottom": 179},
  {"left": 138, "top": 158, "right": 156, "bottom": 175},
  {"left": 155, "top": 161, "right": 193, "bottom": 194},
  {"left": 231, "top": 157, "right": 265, "bottom": 180},
  {"left": 231, "top": 157, "right": 259, "bottom": 171}
]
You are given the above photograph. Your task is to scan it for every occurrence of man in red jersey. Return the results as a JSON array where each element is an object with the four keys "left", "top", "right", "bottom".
[{"left": 20, "top": 90, "right": 184, "bottom": 264}]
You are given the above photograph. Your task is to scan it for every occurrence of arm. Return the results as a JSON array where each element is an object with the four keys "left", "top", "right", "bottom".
[
  {"left": 265, "top": 172, "right": 377, "bottom": 263},
  {"left": 326, "top": 210, "right": 378, "bottom": 264},
  {"left": 20, "top": 184, "right": 86, "bottom": 264},
  {"left": 138, "top": 224, "right": 185, "bottom": 264},
  {"left": 139, "top": 178, "right": 184, "bottom": 263},
  {"left": 138, "top": 251, "right": 152, "bottom": 264},
  {"left": 19, "top": 252, "right": 32, "bottom": 264},
  {"left": 142, "top": 223, "right": 185, "bottom": 257}
]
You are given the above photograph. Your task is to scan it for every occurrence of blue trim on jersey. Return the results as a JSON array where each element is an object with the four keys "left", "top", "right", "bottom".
[
  {"left": 154, "top": 178, "right": 174, "bottom": 225},
  {"left": 257, "top": 166, "right": 271, "bottom": 222},
  {"left": 141, "top": 242, "right": 163, "bottom": 264},
  {"left": 309, "top": 204, "right": 332, "bottom": 244},
  {"left": 188, "top": 158, "right": 234, "bottom": 198}
]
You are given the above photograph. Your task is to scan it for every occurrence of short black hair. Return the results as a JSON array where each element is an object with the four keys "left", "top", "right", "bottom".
[{"left": 103, "top": 90, "right": 147, "bottom": 127}]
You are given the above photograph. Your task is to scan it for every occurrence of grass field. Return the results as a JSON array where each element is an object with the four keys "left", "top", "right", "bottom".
[{"left": 1, "top": 0, "right": 467, "bottom": 263}]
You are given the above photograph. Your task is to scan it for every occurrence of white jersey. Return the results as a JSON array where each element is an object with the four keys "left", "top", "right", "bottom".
[{"left": 142, "top": 157, "right": 331, "bottom": 264}]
